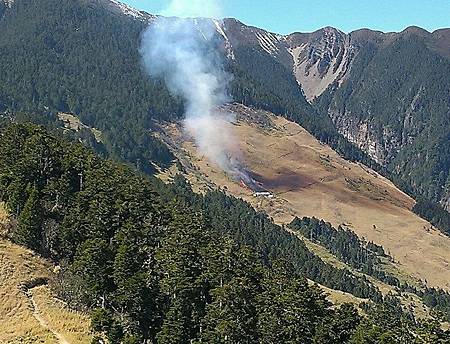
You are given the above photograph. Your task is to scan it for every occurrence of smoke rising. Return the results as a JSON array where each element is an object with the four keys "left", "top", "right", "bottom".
[
  {"left": 160, "top": 0, "right": 221, "bottom": 18},
  {"left": 139, "top": 0, "right": 245, "bottom": 176}
]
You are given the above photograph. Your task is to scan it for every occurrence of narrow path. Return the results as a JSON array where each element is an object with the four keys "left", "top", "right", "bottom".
[{"left": 23, "top": 285, "right": 71, "bottom": 344}]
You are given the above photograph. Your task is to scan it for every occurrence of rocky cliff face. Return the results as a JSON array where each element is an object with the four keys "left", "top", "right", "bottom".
[
  {"left": 2, "top": 0, "right": 14, "bottom": 8},
  {"left": 327, "top": 113, "right": 399, "bottom": 165},
  {"left": 220, "top": 18, "right": 294, "bottom": 66},
  {"left": 286, "top": 27, "right": 356, "bottom": 102},
  {"left": 6, "top": 0, "right": 449, "bottom": 208},
  {"left": 326, "top": 84, "right": 428, "bottom": 166},
  {"left": 91, "top": 0, "right": 154, "bottom": 20},
  {"left": 320, "top": 30, "right": 450, "bottom": 206},
  {"left": 210, "top": 19, "right": 450, "bottom": 207},
  {"left": 217, "top": 22, "right": 357, "bottom": 102}
]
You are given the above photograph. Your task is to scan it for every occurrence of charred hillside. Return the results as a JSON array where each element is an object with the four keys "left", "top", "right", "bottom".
[
  {"left": 0, "top": 0, "right": 380, "bottom": 176},
  {"left": 210, "top": 18, "right": 450, "bottom": 214},
  {"left": 315, "top": 30, "right": 450, "bottom": 211}
]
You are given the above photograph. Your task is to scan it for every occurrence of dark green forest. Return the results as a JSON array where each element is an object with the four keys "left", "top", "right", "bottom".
[
  {"left": 228, "top": 45, "right": 384, "bottom": 173},
  {"left": 0, "top": 0, "right": 449, "bottom": 221},
  {"left": 0, "top": 122, "right": 448, "bottom": 343},
  {"left": 289, "top": 217, "right": 400, "bottom": 286},
  {"left": 413, "top": 199, "right": 450, "bottom": 235},
  {"left": 0, "top": 0, "right": 181, "bottom": 172},
  {"left": 0, "top": 1, "right": 5, "bottom": 18},
  {"left": 289, "top": 217, "right": 450, "bottom": 321},
  {"left": 2, "top": 0, "right": 447, "bottom": 236}
]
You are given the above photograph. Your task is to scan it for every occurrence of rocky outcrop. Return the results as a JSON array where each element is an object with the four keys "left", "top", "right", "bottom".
[
  {"left": 216, "top": 22, "right": 357, "bottom": 102},
  {"left": 443, "top": 194, "right": 450, "bottom": 211},
  {"left": 90, "top": 0, "right": 154, "bottom": 21},
  {"left": 287, "top": 28, "right": 356, "bottom": 101},
  {"left": 328, "top": 86, "right": 427, "bottom": 165},
  {"left": 221, "top": 18, "right": 293, "bottom": 66},
  {"left": 328, "top": 111, "right": 401, "bottom": 165},
  {"left": 2, "top": 0, "right": 14, "bottom": 8}
]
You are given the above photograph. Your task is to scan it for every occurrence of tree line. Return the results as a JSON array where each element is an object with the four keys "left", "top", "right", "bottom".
[
  {"left": 289, "top": 217, "right": 400, "bottom": 286},
  {"left": 0, "top": 122, "right": 448, "bottom": 343}
]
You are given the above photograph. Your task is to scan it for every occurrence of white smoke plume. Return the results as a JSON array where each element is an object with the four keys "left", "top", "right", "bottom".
[
  {"left": 139, "top": 0, "right": 244, "bottom": 176},
  {"left": 160, "top": 0, "right": 221, "bottom": 18}
]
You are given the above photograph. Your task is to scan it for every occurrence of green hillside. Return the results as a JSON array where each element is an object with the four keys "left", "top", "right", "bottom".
[
  {"left": 0, "top": 0, "right": 180, "bottom": 172},
  {"left": 0, "top": 0, "right": 380, "bottom": 175}
]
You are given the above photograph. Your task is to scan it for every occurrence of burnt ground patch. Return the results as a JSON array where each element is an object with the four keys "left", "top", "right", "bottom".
[{"left": 249, "top": 168, "right": 316, "bottom": 192}]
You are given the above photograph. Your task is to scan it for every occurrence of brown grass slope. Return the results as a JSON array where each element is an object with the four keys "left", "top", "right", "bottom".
[
  {"left": 159, "top": 103, "right": 450, "bottom": 291},
  {"left": 0, "top": 205, "right": 93, "bottom": 344}
]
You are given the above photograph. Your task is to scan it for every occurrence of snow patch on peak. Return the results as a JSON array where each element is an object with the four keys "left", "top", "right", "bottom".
[
  {"left": 322, "top": 26, "right": 345, "bottom": 35},
  {"left": 213, "top": 19, "right": 235, "bottom": 60},
  {"left": 108, "top": 0, "right": 148, "bottom": 20},
  {"left": 255, "top": 31, "right": 282, "bottom": 56},
  {"left": 213, "top": 19, "right": 227, "bottom": 40}
]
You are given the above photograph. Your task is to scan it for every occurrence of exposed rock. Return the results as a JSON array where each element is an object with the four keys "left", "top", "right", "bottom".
[
  {"left": 287, "top": 27, "right": 356, "bottom": 101},
  {"left": 327, "top": 111, "right": 398, "bottom": 165},
  {"left": 3, "top": 0, "right": 14, "bottom": 8}
]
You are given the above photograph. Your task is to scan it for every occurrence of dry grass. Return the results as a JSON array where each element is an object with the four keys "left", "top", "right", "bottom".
[
  {"left": 307, "top": 279, "right": 368, "bottom": 308},
  {"left": 0, "top": 240, "right": 55, "bottom": 343},
  {"left": 0, "top": 203, "right": 12, "bottom": 237},
  {"left": 58, "top": 113, "right": 103, "bottom": 143},
  {"left": 159, "top": 106, "right": 450, "bottom": 321},
  {"left": 302, "top": 234, "right": 435, "bottom": 320},
  {"left": 301, "top": 238, "right": 349, "bottom": 270},
  {"left": 160, "top": 103, "right": 450, "bottom": 291},
  {"left": 0, "top": 203, "right": 7, "bottom": 221},
  {"left": 0, "top": 204, "right": 93, "bottom": 344},
  {"left": 30, "top": 286, "right": 92, "bottom": 344}
]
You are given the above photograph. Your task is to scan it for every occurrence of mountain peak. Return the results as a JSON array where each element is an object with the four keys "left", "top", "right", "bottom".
[
  {"left": 91, "top": 0, "right": 152, "bottom": 20},
  {"left": 321, "top": 26, "right": 345, "bottom": 35},
  {"left": 401, "top": 25, "right": 431, "bottom": 36}
]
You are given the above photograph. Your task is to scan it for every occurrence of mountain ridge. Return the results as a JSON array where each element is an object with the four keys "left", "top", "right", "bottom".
[{"left": 94, "top": 0, "right": 450, "bottom": 37}]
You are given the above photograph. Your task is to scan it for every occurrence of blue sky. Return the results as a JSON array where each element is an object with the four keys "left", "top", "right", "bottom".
[{"left": 121, "top": 0, "right": 450, "bottom": 34}]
